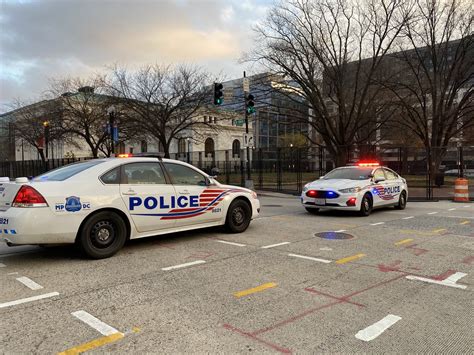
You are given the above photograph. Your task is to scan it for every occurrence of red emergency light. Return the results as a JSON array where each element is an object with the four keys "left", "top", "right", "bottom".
[
  {"left": 117, "top": 153, "right": 133, "bottom": 158},
  {"left": 357, "top": 161, "right": 380, "bottom": 167}
]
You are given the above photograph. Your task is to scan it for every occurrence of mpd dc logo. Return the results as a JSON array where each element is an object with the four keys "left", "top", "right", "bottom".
[{"left": 55, "top": 196, "right": 91, "bottom": 212}]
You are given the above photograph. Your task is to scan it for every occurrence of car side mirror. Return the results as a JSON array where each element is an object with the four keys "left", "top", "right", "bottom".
[
  {"left": 319, "top": 176, "right": 325, "bottom": 179},
  {"left": 374, "top": 177, "right": 386, "bottom": 183}
]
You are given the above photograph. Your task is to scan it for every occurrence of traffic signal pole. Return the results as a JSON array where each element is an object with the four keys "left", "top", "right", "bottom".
[{"left": 244, "top": 71, "right": 251, "bottom": 182}]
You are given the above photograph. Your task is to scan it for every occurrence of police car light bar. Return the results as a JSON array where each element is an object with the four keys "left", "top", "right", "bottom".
[
  {"left": 117, "top": 153, "right": 132, "bottom": 158},
  {"left": 116, "top": 152, "right": 165, "bottom": 160},
  {"left": 357, "top": 161, "right": 380, "bottom": 167}
]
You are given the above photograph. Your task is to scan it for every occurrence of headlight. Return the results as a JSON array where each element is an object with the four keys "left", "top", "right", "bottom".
[
  {"left": 303, "top": 183, "right": 310, "bottom": 192},
  {"left": 339, "top": 187, "right": 361, "bottom": 193}
]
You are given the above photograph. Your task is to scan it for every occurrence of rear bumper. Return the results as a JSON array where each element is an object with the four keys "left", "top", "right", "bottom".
[{"left": 0, "top": 207, "right": 77, "bottom": 245}]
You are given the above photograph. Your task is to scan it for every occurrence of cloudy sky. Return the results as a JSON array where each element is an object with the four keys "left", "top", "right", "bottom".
[{"left": 0, "top": 0, "right": 272, "bottom": 112}]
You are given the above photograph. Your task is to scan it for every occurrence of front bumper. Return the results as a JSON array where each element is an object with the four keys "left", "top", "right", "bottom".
[
  {"left": 0, "top": 207, "right": 78, "bottom": 245},
  {"left": 301, "top": 193, "right": 362, "bottom": 211}
]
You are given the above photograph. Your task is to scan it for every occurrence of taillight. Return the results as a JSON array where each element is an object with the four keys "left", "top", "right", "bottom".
[
  {"left": 12, "top": 185, "right": 48, "bottom": 208},
  {"left": 306, "top": 190, "right": 318, "bottom": 198}
]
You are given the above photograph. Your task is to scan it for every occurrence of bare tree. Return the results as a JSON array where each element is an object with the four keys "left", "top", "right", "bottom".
[
  {"left": 48, "top": 76, "right": 134, "bottom": 158},
  {"left": 248, "top": 0, "right": 410, "bottom": 166},
  {"left": 385, "top": 0, "right": 474, "bottom": 176},
  {"left": 107, "top": 64, "right": 216, "bottom": 158},
  {"left": 8, "top": 99, "right": 64, "bottom": 162}
]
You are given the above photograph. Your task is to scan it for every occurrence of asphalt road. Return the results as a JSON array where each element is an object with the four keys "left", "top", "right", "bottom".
[{"left": 1, "top": 195, "right": 473, "bottom": 354}]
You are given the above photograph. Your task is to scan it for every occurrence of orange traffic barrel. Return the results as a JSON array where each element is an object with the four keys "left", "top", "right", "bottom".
[{"left": 454, "top": 178, "right": 469, "bottom": 202}]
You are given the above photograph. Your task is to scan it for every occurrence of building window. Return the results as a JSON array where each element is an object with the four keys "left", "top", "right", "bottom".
[
  {"left": 203, "top": 116, "right": 207, "bottom": 123},
  {"left": 214, "top": 117, "right": 217, "bottom": 124},
  {"left": 205, "top": 138, "right": 215, "bottom": 158},
  {"left": 178, "top": 138, "right": 186, "bottom": 154},
  {"left": 141, "top": 140, "right": 147, "bottom": 153},
  {"left": 232, "top": 139, "right": 240, "bottom": 158}
]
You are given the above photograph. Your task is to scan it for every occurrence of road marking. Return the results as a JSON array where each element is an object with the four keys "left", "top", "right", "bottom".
[
  {"left": 16, "top": 276, "right": 43, "bottom": 290},
  {"left": 215, "top": 240, "right": 246, "bottom": 247},
  {"left": 58, "top": 332, "right": 124, "bottom": 355},
  {"left": 261, "top": 242, "right": 290, "bottom": 249},
  {"left": 288, "top": 253, "right": 331, "bottom": 263},
  {"left": 402, "top": 216, "right": 414, "bottom": 220},
  {"left": 428, "top": 212, "right": 438, "bottom": 215},
  {"left": 432, "top": 228, "right": 447, "bottom": 233},
  {"left": 448, "top": 208, "right": 456, "bottom": 211},
  {"left": 406, "top": 272, "right": 467, "bottom": 289},
  {"left": 370, "top": 222, "right": 385, "bottom": 226},
  {"left": 334, "top": 229, "right": 346, "bottom": 232},
  {"left": 319, "top": 247, "right": 333, "bottom": 251},
  {"left": 0, "top": 262, "right": 5, "bottom": 267},
  {"left": 72, "top": 310, "right": 120, "bottom": 336},
  {"left": 336, "top": 253, "right": 366, "bottom": 264},
  {"left": 234, "top": 282, "right": 277, "bottom": 298},
  {"left": 463, "top": 205, "right": 471, "bottom": 208},
  {"left": 161, "top": 260, "right": 206, "bottom": 271},
  {"left": 460, "top": 221, "right": 470, "bottom": 225},
  {"left": 7, "top": 272, "right": 18, "bottom": 275},
  {"left": 355, "top": 315, "right": 402, "bottom": 342},
  {"left": 394, "top": 238, "right": 414, "bottom": 246},
  {"left": 0, "top": 292, "right": 59, "bottom": 309}
]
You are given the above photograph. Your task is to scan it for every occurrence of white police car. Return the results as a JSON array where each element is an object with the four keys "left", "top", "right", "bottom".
[
  {"left": 0, "top": 155, "right": 260, "bottom": 259},
  {"left": 301, "top": 162, "right": 408, "bottom": 216}
]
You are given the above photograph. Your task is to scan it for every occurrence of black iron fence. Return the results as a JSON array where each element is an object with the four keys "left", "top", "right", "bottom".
[{"left": 1, "top": 145, "right": 473, "bottom": 200}]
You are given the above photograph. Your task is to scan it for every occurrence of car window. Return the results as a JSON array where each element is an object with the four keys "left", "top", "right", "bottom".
[
  {"left": 122, "top": 163, "right": 166, "bottom": 185},
  {"left": 164, "top": 163, "right": 207, "bottom": 186},
  {"left": 34, "top": 160, "right": 105, "bottom": 181},
  {"left": 323, "top": 167, "right": 373, "bottom": 180},
  {"left": 100, "top": 167, "right": 120, "bottom": 184},
  {"left": 384, "top": 168, "right": 398, "bottom": 180},
  {"left": 373, "top": 169, "right": 386, "bottom": 181}
]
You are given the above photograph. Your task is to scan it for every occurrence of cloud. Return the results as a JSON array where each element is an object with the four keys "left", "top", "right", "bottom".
[{"left": 0, "top": 0, "right": 271, "bottom": 111}]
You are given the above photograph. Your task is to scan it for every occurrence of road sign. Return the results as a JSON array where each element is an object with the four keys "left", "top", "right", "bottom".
[
  {"left": 234, "top": 119, "right": 244, "bottom": 126},
  {"left": 243, "top": 77, "right": 250, "bottom": 93},
  {"left": 243, "top": 133, "right": 254, "bottom": 148}
]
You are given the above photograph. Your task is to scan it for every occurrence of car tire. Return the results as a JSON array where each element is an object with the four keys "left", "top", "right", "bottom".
[
  {"left": 78, "top": 211, "right": 127, "bottom": 259},
  {"left": 395, "top": 191, "right": 407, "bottom": 210},
  {"left": 359, "top": 194, "right": 373, "bottom": 216},
  {"left": 305, "top": 207, "right": 320, "bottom": 214},
  {"left": 225, "top": 199, "right": 252, "bottom": 233}
]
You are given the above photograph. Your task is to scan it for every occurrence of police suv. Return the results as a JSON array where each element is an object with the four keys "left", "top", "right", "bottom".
[
  {"left": 301, "top": 162, "right": 408, "bottom": 216},
  {"left": 0, "top": 155, "right": 260, "bottom": 259}
]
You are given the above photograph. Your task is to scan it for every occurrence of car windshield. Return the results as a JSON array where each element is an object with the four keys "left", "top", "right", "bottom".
[
  {"left": 323, "top": 167, "right": 373, "bottom": 180},
  {"left": 33, "top": 160, "right": 105, "bottom": 181}
]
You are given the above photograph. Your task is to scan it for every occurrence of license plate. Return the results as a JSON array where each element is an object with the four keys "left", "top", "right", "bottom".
[{"left": 314, "top": 198, "right": 326, "bottom": 206}]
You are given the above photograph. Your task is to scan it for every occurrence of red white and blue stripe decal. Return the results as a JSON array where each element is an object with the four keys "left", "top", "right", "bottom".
[
  {"left": 0, "top": 229, "right": 17, "bottom": 235},
  {"left": 131, "top": 188, "right": 245, "bottom": 220},
  {"left": 372, "top": 185, "right": 396, "bottom": 200}
]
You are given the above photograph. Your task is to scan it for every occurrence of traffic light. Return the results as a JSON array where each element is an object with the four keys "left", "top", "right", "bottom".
[
  {"left": 246, "top": 94, "right": 255, "bottom": 114},
  {"left": 214, "top": 83, "right": 223, "bottom": 105}
]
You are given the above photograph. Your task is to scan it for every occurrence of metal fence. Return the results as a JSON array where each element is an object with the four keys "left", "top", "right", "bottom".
[{"left": 1, "top": 145, "right": 473, "bottom": 200}]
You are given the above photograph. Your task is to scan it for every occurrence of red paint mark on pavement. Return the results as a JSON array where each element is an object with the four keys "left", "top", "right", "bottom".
[
  {"left": 378, "top": 260, "right": 402, "bottom": 273},
  {"left": 431, "top": 269, "right": 457, "bottom": 281},
  {"left": 406, "top": 244, "right": 428, "bottom": 256},
  {"left": 223, "top": 324, "right": 292, "bottom": 354},
  {"left": 304, "top": 288, "right": 365, "bottom": 307},
  {"left": 462, "top": 256, "right": 474, "bottom": 265}
]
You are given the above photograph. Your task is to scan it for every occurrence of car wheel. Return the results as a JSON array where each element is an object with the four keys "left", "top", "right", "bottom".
[
  {"left": 305, "top": 207, "right": 320, "bottom": 214},
  {"left": 359, "top": 194, "right": 373, "bottom": 216},
  {"left": 395, "top": 191, "right": 407, "bottom": 210},
  {"left": 225, "top": 199, "right": 251, "bottom": 233},
  {"left": 78, "top": 211, "right": 127, "bottom": 259}
]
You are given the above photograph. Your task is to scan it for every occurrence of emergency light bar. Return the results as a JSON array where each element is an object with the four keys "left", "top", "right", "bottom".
[{"left": 357, "top": 161, "right": 380, "bottom": 167}]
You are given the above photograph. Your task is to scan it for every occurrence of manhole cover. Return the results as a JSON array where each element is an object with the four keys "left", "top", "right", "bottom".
[
  {"left": 262, "top": 205, "right": 283, "bottom": 207},
  {"left": 314, "top": 232, "right": 354, "bottom": 240}
]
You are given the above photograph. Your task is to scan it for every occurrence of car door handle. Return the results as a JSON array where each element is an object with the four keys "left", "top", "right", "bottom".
[{"left": 122, "top": 190, "right": 137, "bottom": 196}]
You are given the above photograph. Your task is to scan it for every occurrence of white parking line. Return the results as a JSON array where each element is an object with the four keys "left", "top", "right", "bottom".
[
  {"left": 215, "top": 240, "right": 246, "bottom": 247},
  {"left": 428, "top": 212, "right": 438, "bottom": 215},
  {"left": 319, "top": 247, "right": 333, "bottom": 251},
  {"left": 7, "top": 272, "right": 18, "bottom": 275},
  {"left": 16, "top": 276, "right": 43, "bottom": 290},
  {"left": 402, "top": 216, "right": 414, "bottom": 220},
  {"left": 261, "top": 242, "right": 290, "bottom": 249},
  {"left": 448, "top": 208, "right": 456, "bottom": 211},
  {"left": 161, "top": 260, "right": 206, "bottom": 271},
  {"left": 0, "top": 292, "right": 60, "bottom": 309},
  {"left": 355, "top": 315, "right": 402, "bottom": 341},
  {"left": 463, "top": 205, "right": 471, "bottom": 208},
  {"left": 334, "top": 230, "right": 346, "bottom": 232},
  {"left": 406, "top": 272, "right": 467, "bottom": 289},
  {"left": 370, "top": 222, "right": 385, "bottom": 226},
  {"left": 288, "top": 253, "right": 331, "bottom": 263},
  {"left": 0, "top": 262, "right": 5, "bottom": 267},
  {"left": 72, "top": 310, "right": 120, "bottom": 336}
]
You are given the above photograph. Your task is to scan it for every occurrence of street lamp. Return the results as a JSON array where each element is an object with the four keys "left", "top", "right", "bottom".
[
  {"left": 107, "top": 106, "right": 116, "bottom": 156},
  {"left": 43, "top": 120, "right": 50, "bottom": 161}
]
